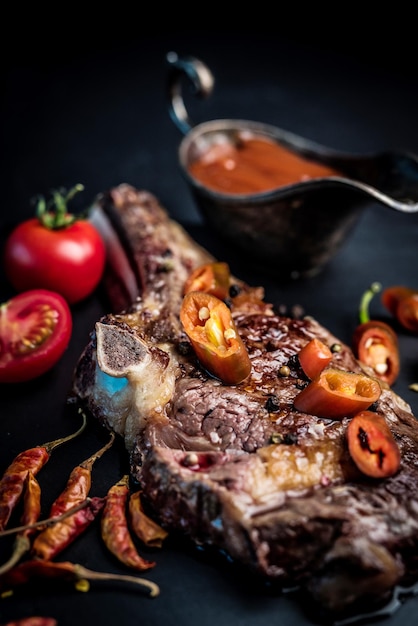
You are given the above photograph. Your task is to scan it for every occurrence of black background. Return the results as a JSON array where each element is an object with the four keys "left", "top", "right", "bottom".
[{"left": 1, "top": 22, "right": 418, "bottom": 626}]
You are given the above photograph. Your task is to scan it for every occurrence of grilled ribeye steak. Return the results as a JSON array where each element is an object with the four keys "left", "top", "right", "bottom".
[{"left": 72, "top": 183, "right": 418, "bottom": 619}]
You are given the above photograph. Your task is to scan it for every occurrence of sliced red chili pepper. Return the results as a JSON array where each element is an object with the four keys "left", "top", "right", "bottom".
[
  {"left": 180, "top": 291, "right": 252, "bottom": 385},
  {"left": 352, "top": 282, "right": 400, "bottom": 386},
  {"left": 31, "top": 432, "right": 114, "bottom": 560},
  {"left": 346, "top": 410, "right": 401, "bottom": 478},
  {"left": 183, "top": 262, "right": 231, "bottom": 300},
  {"left": 352, "top": 321, "right": 399, "bottom": 385},
  {"left": 293, "top": 367, "right": 381, "bottom": 419},
  {"left": 396, "top": 293, "right": 418, "bottom": 333},
  {"left": 101, "top": 475, "right": 155, "bottom": 571},
  {"left": 382, "top": 285, "right": 418, "bottom": 333},
  {"left": 381, "top": 285, "right": 416, "bottom": 316},
  {"left": 0, "top": 411, "right": 87, "bottom": 532},
  {"left": 128, "top": 490, "right": 168, "bottom": 548},
  {"left": 298, "top": 338, "right": 333, "bottom": 380},
  {"left": 0, "top": 559, "right": 159, "bottom": 597}
]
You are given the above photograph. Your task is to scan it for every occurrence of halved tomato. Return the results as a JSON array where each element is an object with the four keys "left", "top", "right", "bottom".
[{"left": 0, "top": 289, "right": 72, "bottom": 383}]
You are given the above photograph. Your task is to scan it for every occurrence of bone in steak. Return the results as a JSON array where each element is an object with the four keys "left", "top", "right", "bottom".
[{"left": 72, "top": 183, "right": 418, "bottom": 620}]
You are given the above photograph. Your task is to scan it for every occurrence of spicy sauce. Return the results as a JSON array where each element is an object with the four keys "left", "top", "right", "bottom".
[{"left": 188, "top": 134, "right": 341, "bottom": 195}]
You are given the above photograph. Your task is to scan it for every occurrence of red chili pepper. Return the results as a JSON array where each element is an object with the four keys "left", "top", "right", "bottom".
[
  {"left": 0, "top": 471, "right": 42, "bottom": 576},
  {"left": 31, "top": 432, "right": 114, "bottom": 560},
  {"left": 19, "top": 472, "right": 42, "bottom": 539},
  {"left": 101, "top": 475, "right": 155, "bottom": 571},
  {"left": 183, "top": 262, "right": 231, "bottom": 300},
  {"left": 0, "top": 412, "right": 87, "bottom": 532},
  {"left": 293, "top": 367, "right": 382, "bottom": 419},
  {"left": 3, "top": 618, "right": 57, "bottom": 626},
  {"left": 381, "top": 285, "right": 416, "bottom": 316},
  {"left": 298, "top": 338, "right": 333, "bottom": 380},
  {"left": 180, "top": 291, "right": 252, "bottom": 385},
  {"left": 382, "top": 284, "right": 418, "bottom": 333},
  {"left": 31, "top": 497, "right": 106, "bottom": 561},
  {"left": 352, "top": 282, "right": 400, "bottom": 386},
  {"left": 396, "top": 293, "right": 418, "bottom": 333},
  {"left": 346, "top": 410, "right": 401, "bottom": 478},
  {"left": 0, "top": 559, "right": 159, "bottom": 597},
  {"left": 128, "top": 490, "right": 168, "bottom": 548}
]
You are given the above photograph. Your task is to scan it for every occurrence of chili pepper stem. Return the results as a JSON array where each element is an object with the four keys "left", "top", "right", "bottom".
[
  {"left": 0, "top": 498, "right": 93, "bottom": 538},
  {"left": 80, "top": 431, "right": 115, "bottom": 470},
  {"left": 43, "top": 408, "right": 87, "bottom": 454},
  {"left": 0, "top": 535, "right": 30, "bottom": 576},
  {"left": 359, "top": 282, "right": 382, "bottom": 325},
  {"left": 0, "top": 560, "right": 159, "bottom": 598},
  {"left": 73, "top": 564, "right": 160, "bottom": 597}
]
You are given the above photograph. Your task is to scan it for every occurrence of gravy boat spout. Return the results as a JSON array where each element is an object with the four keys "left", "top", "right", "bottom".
[{"left": 166, "top": 52, "right": 418, "bottom": 278}]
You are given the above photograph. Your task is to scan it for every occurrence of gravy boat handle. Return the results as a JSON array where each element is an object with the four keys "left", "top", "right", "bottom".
[
  {"left": 166, "top": 51, "right": 214, "bottom": 135},
  {"left": 167, "top": 52, "right": 418, "bottom": 214}
]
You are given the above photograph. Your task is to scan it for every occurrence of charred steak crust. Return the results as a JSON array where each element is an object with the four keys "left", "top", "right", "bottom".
[{"left": 72, "top": 184, "right": 418, "bottom": 618}]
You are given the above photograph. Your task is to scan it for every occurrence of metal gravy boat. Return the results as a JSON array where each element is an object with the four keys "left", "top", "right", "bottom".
[{"left": 166, "top": 52, "right": 418, "bottom": 278}]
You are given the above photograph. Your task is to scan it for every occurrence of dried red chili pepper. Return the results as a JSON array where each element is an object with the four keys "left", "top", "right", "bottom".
[
  {"left": 0, "top": 559, "right": 159, "bottom": 597},
  {"left": 101, "top": 475, "right": 155, "bottom": 571},
  {"left": 0, "top": 499, "right": 94, "bottom": 539},
  {"left": 18, "top": 472, "right": 41, "bottom": 540},
  {"left": 3, "top": 617, "right": 57, "bottom": 626},
  {"left": 31, "top": 497, "right": 106, "bottom": 561},
  {"left": 0, "top": 471, "right": 41, "bottom": 575},
  {"left": 293, "top": 367, "right": 382, "bottom": 419},
  {"left": 352, "top": 282, "right": 400, "bottom": 386},
  {"left": 297, "top": 338, "right": 333, "bottom": 380},
  {"left": 128, "top": 490, "right": 168, "bottom": 548},
  {"left": 0, "top": 411, "right": 87, "bottom": 532},
  {"left": 347, "top": 410, "right": 401, "bottom": 478},
  {"left": 31, "top": 432, "right": 114, "bottom": 560},
  {"left": 183, "top": 262, "right": 231, "bottom": 300},
  {"left": 180, "top": 291, "right": 252, "bottom": 385}
]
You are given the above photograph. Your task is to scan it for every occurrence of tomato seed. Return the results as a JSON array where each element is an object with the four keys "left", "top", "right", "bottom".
[{"left": 11, "top": 305, "right": 58, "bottom": 356}]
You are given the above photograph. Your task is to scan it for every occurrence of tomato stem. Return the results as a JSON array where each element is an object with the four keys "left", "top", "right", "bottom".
[
  {"left": 36, "top": 184, "right": 85, "bottom": 230},
  {"left": 359, "top": 282, "right": 381, "bottom": 325}
]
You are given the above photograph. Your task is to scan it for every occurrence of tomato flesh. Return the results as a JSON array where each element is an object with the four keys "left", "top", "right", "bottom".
[{"left": 0, "top": 289, "right": 72, "bottom": 383}]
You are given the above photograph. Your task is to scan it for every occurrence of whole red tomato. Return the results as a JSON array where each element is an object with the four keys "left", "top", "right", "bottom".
[
  {"left": 0, "top": 289, "right": 72, "bottom": 383},
  {"left": 3, "top": 184, "right": 106, "bottom": 305}
]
